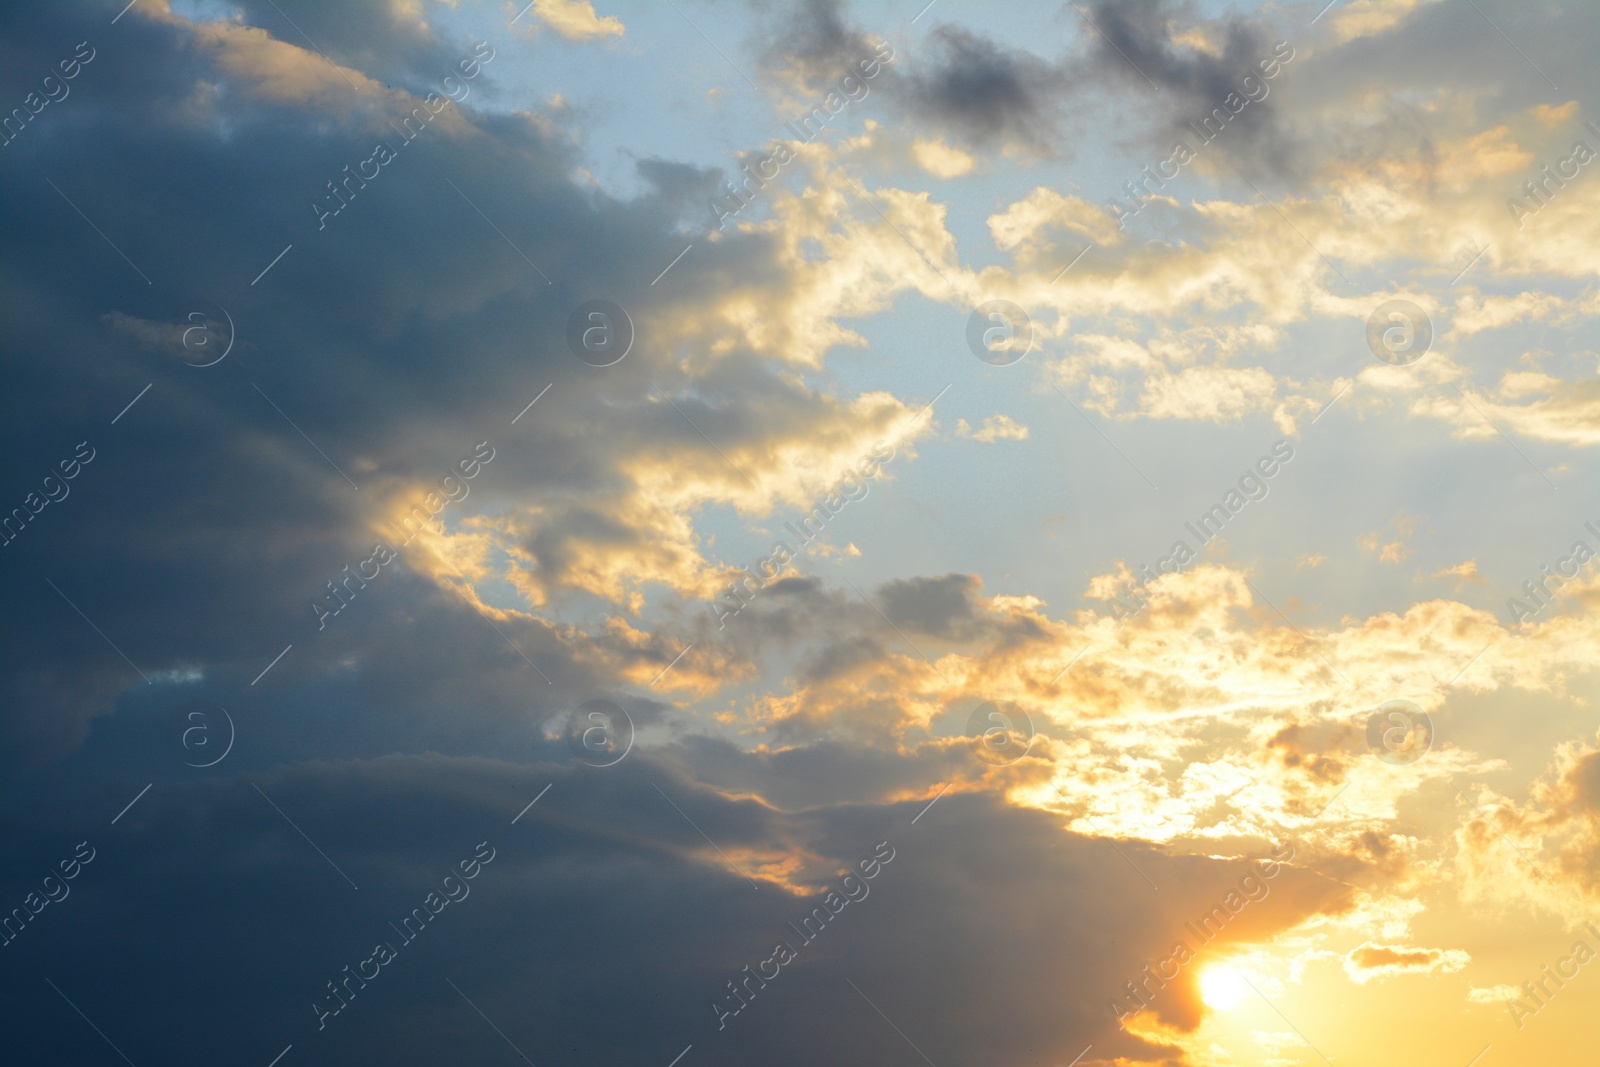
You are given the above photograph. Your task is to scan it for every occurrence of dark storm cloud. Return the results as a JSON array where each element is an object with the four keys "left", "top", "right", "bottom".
[
  {"left": 1, "top": 0, "right": 586, "bottom": 761},
  {"left": 0, "top": 751, "right": 1352, "bottom": 1066},
  {"left": 0, "top": 0, "right": 892, "bottom": 767}
]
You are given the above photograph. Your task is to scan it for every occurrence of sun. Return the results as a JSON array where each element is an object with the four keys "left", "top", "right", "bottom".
[{"left": 1199, "top": 963, "right": 1251, "bottom": 1011}]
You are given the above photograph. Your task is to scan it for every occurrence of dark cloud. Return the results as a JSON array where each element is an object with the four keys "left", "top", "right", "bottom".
[
  {"left": 1082, "top": 0, "right": 1299, "bottom": 179},
  {"left": 0, "top": 752, "right": 1351, "bottom": 1065},
  {"left": 890, "top": 24, "right": 1070, "bottom": 153},
  {"left": 6, "top": 1, "right": 1541, "bottom": 1062},
  {"left": 231, "top": 0, "right": 479, "bottom": 96},
  {"left": 0, "top": 0, "right": 901, "bottom": 766},
  {"left": 879, "top": 572, "right": 981, "bottom": 637},
  {"left": 756, "top": 0, "right": 883, "bottom": 96},
  {"left": 867, "top": 0, "right": 1306, "bottom": 171},
  {"left": 754, "top": 0, "right": 1078, "bottom": 156}
]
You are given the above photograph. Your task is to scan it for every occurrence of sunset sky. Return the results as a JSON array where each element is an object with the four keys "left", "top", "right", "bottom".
[{"left": 1, "top": 1, "right": 1597, "bottom": 1065}]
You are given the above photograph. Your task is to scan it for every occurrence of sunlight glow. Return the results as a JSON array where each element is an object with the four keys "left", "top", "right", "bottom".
[{"left": 1200, "top": 963, "right": 1251, "bottom": 1011}]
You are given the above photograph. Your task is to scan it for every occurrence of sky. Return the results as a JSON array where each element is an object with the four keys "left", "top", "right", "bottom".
[{"left": 0, "top": 0, "right": 1596, "bottom": 1065}]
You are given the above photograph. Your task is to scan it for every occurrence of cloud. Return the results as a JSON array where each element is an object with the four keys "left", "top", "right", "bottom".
[
  {"left": 4, "top": 2, "right": 1600, "bottom": 1061},
  {"left": 1136, "top": 365, "right": 1280, "bottom": 422},
  {"left": 1455, "top": 727, "right": 1600, "bottom": 924},
  {"left": 887, "top": 25, "right": 1069, "bottom": 154},
  {"left": 221, "top": 0, "right": 489, "bottom": 91},
  {"left": 754, "top": 0, "right": 886, "bottom": 102},
  {"left": 647, "top": 552, "right": 1600, "bottom": 878},
  {"left": 1433, "top": 560, "right": 1485, "bottom": 587},
  {"left": 955, "top": 414, "right": 1028, "bottom": 442},
  {"left": 911, "top": 137, "right": 975, "bottom": 178},
  {"left": 0, "top": 2, "right": 953, "bottom": 760},
  {"left": 1359, "top": 514, "right": 1422, "bottom": 565},
  {"left": 986, "top": 187, "right": 1124, "bottom": 255},
  {"left": 1343, "top": 941, "right": 1470, "bottom": 982},
  {"left": 513, "top": 0, "right": 624, "bottom": 42},
  {"left": 1079, "top": 0, "right": 1301, "bottom": 179},
  {"left": 0, "top": 750, "right": 1352, "bottom": 1065},
  {"left": 1412, "top": 375, "right": 1600, "bottom": 447},
  {"left": 877, "top": 574, "right": 986, "bottom": 640},
  {"left": 876, "top": 0, "right": 1301, "bottom": 172},
  {"left": 1324, "top": 0, "right": 1432, "bottom": 45},
  {"left": 1452, "top": 290, "right": 1571, "bottom": 335},
  {"left": 1467, "top": 983, "right": 1521, "bottom": 1004}
]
